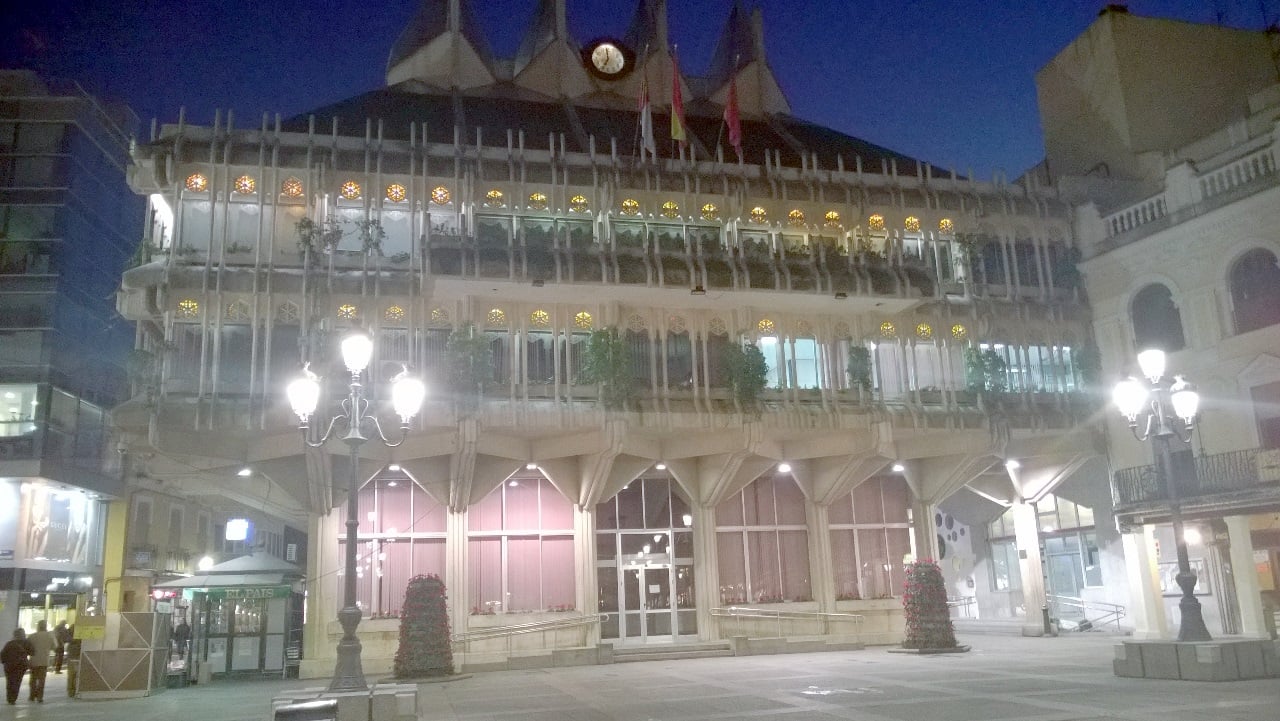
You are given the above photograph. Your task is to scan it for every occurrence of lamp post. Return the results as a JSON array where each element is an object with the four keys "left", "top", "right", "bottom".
[
  {"left": 287, "top": 331, "right": 426, "bottom": 691},
  {"left": 1112, "top": 348, "right": 1210, "bottom": 642}
]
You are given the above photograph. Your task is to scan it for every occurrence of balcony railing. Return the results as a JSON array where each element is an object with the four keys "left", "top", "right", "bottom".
[{"left": 1112, "top": 447, "right": 1279, "bottom": 508}]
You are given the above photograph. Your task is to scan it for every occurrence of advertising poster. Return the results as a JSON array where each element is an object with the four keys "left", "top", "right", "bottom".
[{"left": 18, "top": 484, "right": 97, "bottom": 565}]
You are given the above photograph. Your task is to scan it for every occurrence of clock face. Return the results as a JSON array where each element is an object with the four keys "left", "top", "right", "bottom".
[{"left": 584, "top": 39, "right": 632, "bottom": 79}]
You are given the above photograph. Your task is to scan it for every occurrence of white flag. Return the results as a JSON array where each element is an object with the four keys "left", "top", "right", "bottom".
[{"left": 639, "top": 78, "right": 656, "bottom": 159}]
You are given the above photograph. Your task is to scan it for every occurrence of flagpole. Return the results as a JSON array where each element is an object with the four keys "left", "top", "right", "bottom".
[{"left": 632, "top": 43, "right": 651, "bottom": 165}]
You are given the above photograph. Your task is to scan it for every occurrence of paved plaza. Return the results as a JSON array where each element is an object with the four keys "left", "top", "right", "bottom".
[{"left": 1, "top": 634, "right": 1277, "bottom": 720}]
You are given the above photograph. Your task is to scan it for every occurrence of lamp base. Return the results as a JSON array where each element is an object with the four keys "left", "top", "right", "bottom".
[{"left": 1114, "top": 639, "right": 1280, "bottom": 681}]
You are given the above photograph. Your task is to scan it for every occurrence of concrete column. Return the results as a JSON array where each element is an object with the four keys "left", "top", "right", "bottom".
[
  {"left": 0, "top": 589, "right": 18, "bottom": 637},
  {"left": 444, "top": 507, "right": 468, "bottom": 664},
  {"left": 1011, "top": 500, "right": 1048, "bottom": 636},
  {"left": 1121, "top": 525, "right": 1169, "bottom": 640},
  {"left": 101, "top": 499, "right": 129, "bottom": 613},
  {"left": 912, "top": 500, "right": 939, "bottom": 563},
  {"left": 689, "top": 504, "right": 720, "bottom": 640},
  {"left": 1225, "top": 515, "right": 1267, "bottom": 638},
  {"left": 300, "top": 510, "right": 339, "bottom": 679},
  {"left": 806, "top": 501, "right": 834, "bottom": 612},
  {"left": 572, "top": 504, "right": 600, "bottom": 646}
]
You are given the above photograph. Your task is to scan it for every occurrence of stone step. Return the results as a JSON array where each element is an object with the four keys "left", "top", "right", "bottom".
[{"left": 612, "top": 641, "right": 734, "bottom": 663}]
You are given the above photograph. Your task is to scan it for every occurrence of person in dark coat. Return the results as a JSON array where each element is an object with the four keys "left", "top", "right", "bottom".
[
  {"left": 172, "top": 619, "right": 192, "bottom": 660},
  {"left": 1, "top": 628, "right": 33, "bottom": 705},
  {"left": 53, "top": 621, "right": 70, "bottom": 674}
]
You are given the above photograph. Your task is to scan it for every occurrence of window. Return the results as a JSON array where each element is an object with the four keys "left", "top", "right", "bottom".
[
  {"left": 1131, "top": 283, "right": 1185, "bottom": 352},
  {"left": 468, "top": 475, "right": 574, "bottom": 614},
  {"left": 1230, "top": 248, "right": 1280, "bottom": 334},
  {"left": 1253, "top": 381, "right": 1280, "bottom": 449},
  {"left": 715, "top": 474, "right": 810, "bottom": 603},
  {"left": 828, "top": 476, "right": 913, "bottom": 599},
  {"left": 989, "top": 539, "right": 1021, "bottom": 591},
  {"left": 168, "top": 506, "right": 183, "bottom": 550},
  {"left": 131, "top": 496, "right": 152, "bottom": 548},
  {"left": 341, "top": 474, "right": 446, "bottom": 617}
]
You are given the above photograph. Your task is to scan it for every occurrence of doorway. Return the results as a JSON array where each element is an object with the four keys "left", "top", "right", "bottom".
[{"left": 597, "top": 478, "right": 697, "bottom": 644}]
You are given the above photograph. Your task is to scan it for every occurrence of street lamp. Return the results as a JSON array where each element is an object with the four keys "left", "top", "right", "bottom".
[
  {"left": 1112, "top": 348, "right": 1210, "bottom": 642},
  {"left": 287, "top": 331, "right": 426, "bottom": 691}
]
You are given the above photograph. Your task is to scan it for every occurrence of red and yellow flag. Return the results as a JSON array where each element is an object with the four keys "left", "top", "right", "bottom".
[{"left": 671, "top": 52, "right": 687, "bottom": 146}]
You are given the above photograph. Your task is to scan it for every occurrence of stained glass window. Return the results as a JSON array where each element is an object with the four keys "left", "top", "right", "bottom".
[{"left": 185, "top": 174, "right": 208, "bottom": 192}]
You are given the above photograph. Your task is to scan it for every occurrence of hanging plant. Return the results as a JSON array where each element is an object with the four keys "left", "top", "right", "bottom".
[
  {"left": 579, "top": 326, "right": 634, "bottom": 410},
  {"left": 722, "top": 341, "right": 769, "bottom": 410},
  {"left": 847, "top": 344, "right": 873, "bottom": 392},
  {"left": 352, "top": 218, "right": 386, "bottom": 256}
]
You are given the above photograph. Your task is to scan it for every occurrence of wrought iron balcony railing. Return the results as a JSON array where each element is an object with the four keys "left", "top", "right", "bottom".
[{"left": 1112, "top": 447, "right": 1280, "bottom": 508}]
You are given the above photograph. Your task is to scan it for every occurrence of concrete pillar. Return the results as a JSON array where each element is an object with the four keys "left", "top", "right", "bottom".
[
  {"left": 1121, "top": 525, "right": 1168, "bottom": 640},
  {"left": 1224, "top": 515, "right": 1267, "bottom": 638},
  {"left": 806, "top": 501, "right": 835, "bottom": 612},
  {"left": 0, "top": 589, "right": 18, "bottom": 637},
  {"left": 101, "top": 500, "right": 128, "bottom": 612},
  {"left": 300, "top": 510, "right": 339, "bottom": 679},
  {"left": 912, "top": 500, "right": 939, "bottom": 562},
  {"left": 689, "top": 504, "right": 720, "bottom": 640},
  {"left": 572, "top": 504, "right": 600, "bottom": 645},
  {"left": 444, "top": 508, "right": 468, "bottom": 662},
  {"left": 1011, "top": 500, "right": 1048, "bottom": 636}
]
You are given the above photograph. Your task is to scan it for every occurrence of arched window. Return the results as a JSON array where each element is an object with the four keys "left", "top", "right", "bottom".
[
  {"left": 1230, "top": 248, "right": 1280, "bottom": 334},
  {"left": 1131, "top": 284, "right": 1185, "bottom": 352}
]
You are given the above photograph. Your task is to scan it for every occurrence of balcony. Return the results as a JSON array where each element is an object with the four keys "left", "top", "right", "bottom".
[{"left": 1112, "top": 447, "right": 1280, "bottom": 521}]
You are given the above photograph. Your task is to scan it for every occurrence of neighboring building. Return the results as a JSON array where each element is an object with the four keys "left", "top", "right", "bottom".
[
  {"left": 0, "top": 70, "right": 142, "bottom": 633},
  {"left": 115, "top": 0, "right": 1106, "bottom": 677},
  {"left": 1040, "top": 6, "right": 1280, "bottom": 638}
]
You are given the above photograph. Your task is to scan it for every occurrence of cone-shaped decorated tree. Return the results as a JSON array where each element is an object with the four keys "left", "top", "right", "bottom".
[
  {"left": 393, "top": 574, "right": 453, "bottom": 678},
  {"left": 901, "top": 560, "right": 958, "bottom": 649}
]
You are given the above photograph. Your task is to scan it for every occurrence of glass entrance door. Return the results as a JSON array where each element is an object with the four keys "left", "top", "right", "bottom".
[{"left": 621, "top": 565, "right": 673, "bottom": 643}]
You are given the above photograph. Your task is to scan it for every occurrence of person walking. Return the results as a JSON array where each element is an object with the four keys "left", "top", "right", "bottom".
[
  {"left": 53, "top": 621, "right": 70, "bottom": 674},
  {"left": 25, "top": 621, "right": 54, "bottom": 703},
  {"left": 1, "top": 628, "right": 33, "bottom": 705}
]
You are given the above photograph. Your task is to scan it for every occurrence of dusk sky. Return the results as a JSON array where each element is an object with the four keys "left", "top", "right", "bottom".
[{"left": 2, "top": 0, "right": 1274, "bottom": 179}]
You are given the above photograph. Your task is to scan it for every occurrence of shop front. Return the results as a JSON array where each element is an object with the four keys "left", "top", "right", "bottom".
[{"left": 152, "top": 554, "right": 303, "bottom": 681}]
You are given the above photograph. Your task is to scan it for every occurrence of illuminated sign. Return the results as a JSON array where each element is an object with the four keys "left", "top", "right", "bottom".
[{"left": 225, "top": 518, "right": 249, "bottom": 541}]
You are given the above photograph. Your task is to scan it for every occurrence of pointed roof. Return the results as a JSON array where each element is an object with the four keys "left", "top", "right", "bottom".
[
  {"left": 515, "top": 0, "right": 561, "bottom": 76},
  {"left": 624, "top": 0, "right": 666, "bottom": 57},
  {"left": 707, "top": 2, "right": 753, "bottom": 84},
  {"left": 386, "top": 0, "right": 493, "bottom": 76}
]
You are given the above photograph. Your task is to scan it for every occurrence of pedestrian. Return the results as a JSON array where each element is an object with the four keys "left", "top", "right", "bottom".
[
  {"left": 53, "top": 621, "right": 71, "bottom": 674},
  {"left": 173, "top": 619, "right": 192, "bottom": 660},
  {"left": 1, "top": 628, "right": 33, "bottom": 705},
  {"left": 25, "top": 620, "right": 54, "bottom": 703}
]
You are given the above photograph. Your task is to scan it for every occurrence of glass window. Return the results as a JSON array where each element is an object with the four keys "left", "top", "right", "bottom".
[
  {"left": 715, "top": 473, "right": 810, "bottom": 603},
  {"left": 990, "top": 539, "right": 1021, "bottom": 591},
  {"left": 1082, "top": 532, "right": 1103, "bottom": 587},
  {"left": 829, "top": 476, "right": 914, "bottom": 599},
  {"left": 466, "top": 474, "right": 575, "bottom": 613}
]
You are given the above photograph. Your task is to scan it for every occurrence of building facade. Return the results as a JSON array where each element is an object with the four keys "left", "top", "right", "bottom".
[
  {"left": 0, "top": 70, "right": 144, "bottom": 634},
  {"left": 115, "top": 0, "right": 1109, "bottom": 677},
  {"left": 1040, "top": 7, "right": 1280, "bottom": 639}
]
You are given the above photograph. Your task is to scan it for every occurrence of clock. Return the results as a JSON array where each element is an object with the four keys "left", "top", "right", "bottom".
[{"left": 583, "top": 38, "right": 633, "bottom": 80}]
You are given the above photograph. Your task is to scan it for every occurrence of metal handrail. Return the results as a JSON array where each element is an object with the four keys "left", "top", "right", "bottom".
[
  {"left": 710, "top": 606, "right": 864, "bottom": 639},
  {"left": 453, "top": 613, "right": 605, "bottom": 650},
  {"left": 947, "top": 595, "right": 977, "bottom": 618},
  {"left": 1047, "top": 594, "right": 1126, "bottom": 631}
]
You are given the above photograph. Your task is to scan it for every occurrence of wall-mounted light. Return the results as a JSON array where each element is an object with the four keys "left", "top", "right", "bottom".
[
  {"left": 237, "top": 467, "right": 252, "bottom": 477},
  {"left": 891, "top": 463, "right": 905, "bottom": 472},
  {"left": 777, "top": 462, "right": 792, "bottom": 473}
]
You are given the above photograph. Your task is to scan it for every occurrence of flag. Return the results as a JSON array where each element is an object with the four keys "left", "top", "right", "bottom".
[
  {"left": 724, "top": 75, "right": 742, "bottom": 162},
  {"left": 671, "top": 52, "right": 687, "bottom": 146},
  {"left": 639, "top": 76, "right": 656, "bottom": 159}
]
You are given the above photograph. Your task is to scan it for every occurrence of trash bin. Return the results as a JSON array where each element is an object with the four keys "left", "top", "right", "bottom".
[{"left": 274, "top": 699, "right": 338, "bottom": 721}]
